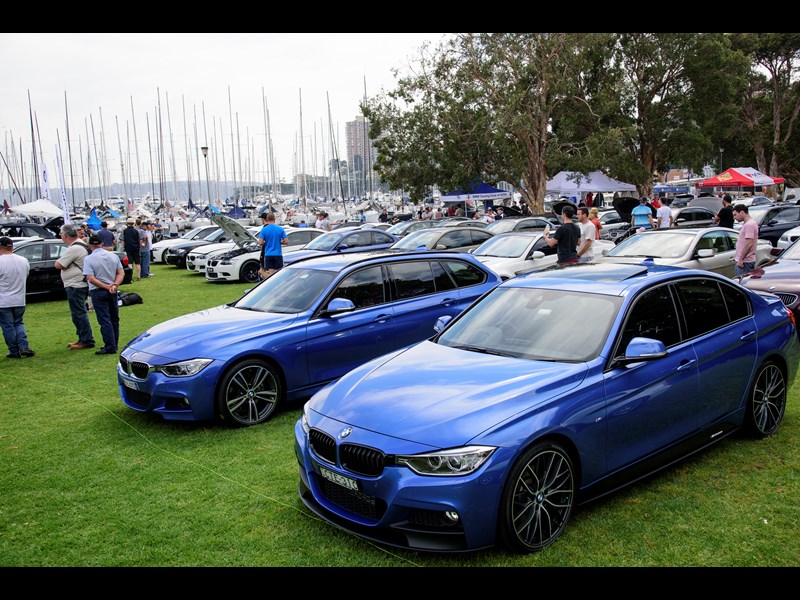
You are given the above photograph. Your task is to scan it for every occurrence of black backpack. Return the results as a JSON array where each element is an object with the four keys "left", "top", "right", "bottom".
[{"left": 117, "top": 291, "right": 143, "bottom": 307}]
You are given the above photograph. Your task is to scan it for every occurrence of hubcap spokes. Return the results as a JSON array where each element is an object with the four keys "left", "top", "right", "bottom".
[
  {"left": 227, "top": 366, "right": 277, "bottom": 424},
  {"left": 753, "top": 365, "right": 785, "bottom": 433}
]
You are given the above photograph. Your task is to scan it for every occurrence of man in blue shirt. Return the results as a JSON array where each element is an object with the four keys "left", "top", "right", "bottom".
[
  {"left": 257, "top": 212, "right": 288, "bottom": 280},
  {"left": 631, "top": 197, "right": 655, "bottom": 230}
]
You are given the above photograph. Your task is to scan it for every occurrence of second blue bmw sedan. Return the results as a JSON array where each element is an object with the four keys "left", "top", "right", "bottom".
[
  {"left": 296, "top": 262, "right": 799, "bottom": 553},
  {"left": 118, "top": 251, "right": 500, "bottom": 426}
]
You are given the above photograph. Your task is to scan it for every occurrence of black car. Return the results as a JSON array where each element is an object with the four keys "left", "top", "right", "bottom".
[
  {"left": 13, "top": 238, "right": 132, "bottom": 297},
  {"left": 0, "top": 221, "right": 59, "bottom": 240},
  {"left": 743, "top": 204, "right": 800, "bottom": 247},
  {"left": 164, "top": 228, "right": 231, "bottom": 268}
]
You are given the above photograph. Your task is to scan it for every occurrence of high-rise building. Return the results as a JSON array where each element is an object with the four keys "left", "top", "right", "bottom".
[{"left": 345, "top": 115, "right": 377, "bottom": 198}]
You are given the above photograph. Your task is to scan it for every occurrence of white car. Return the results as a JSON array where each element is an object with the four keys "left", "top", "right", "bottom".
[
  {"left": 472, "top": 231, "right": 614, "bottom": 280},
  {"left": 186, "top": 226, "right": 261, "bottom": 274},
  {"left": 778, "top": 225, "right": 800, "bottom": 250},
  {"left": 151, "top": 225, "right": 219, "bottom": 263},
  {"left": 205, "top": 225, "right": 325, "bottom": 283}
]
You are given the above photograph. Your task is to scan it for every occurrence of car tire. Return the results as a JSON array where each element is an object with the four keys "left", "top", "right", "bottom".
[
  {"left": 216, "top": 358, "right": 282, "bottom": 427},
  {"left": 240, "top": 260, "right": 261, "bottom": 284},
  {"left": 497, "top": 440, "right": 575, "bottom": 553},
  {"left": 744, "top": 360, "right": 786, "bottom": 438}
]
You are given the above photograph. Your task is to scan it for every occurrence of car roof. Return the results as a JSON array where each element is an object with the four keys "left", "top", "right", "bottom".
[{"left": 285, "top": 249, "right": 488, "bottom": 273}]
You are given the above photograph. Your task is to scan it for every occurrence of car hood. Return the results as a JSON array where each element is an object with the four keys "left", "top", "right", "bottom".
[
  {"left": 741, "top": 259, "right": 800, "bottom": 291},
  {"left": 309, "top": 340, "right": 587, "bottom": 448},
  {"left": 124, "top": 304, "right": 300, "bottom": 360},
  {"left": 211, "top": 214, "right": 257, "bottom": 246},
  {"left": 612, "top": 196, "right": 640, "bottom": 221},
  {"left": 283, "top": 249, "right": 326, "bottom": 264},
  {"left": 189, "top": 242, "right": 235, "bottom": 256}
]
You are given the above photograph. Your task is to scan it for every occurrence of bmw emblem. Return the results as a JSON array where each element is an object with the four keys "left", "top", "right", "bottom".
[
  {"left": 769, "top": 285, "right": 776, "bottom": 291},
  {"left": 339, "top": 427, "right": 352, "bottom": 439}
]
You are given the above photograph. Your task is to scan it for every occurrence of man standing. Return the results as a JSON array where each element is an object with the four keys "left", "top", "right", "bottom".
[
  {"left": 576, "top": 207, "right": 597, "bottom": 262},
  {"left": 168, "top": 215, "right": 179, "bottom": 238},
  {"left": 631, "top": 197, "right": 655, "bottom": 230},
  {"left": 257, "top": 212, "right": 288, "bottom": 280},
  {"left": 55, "top": 224, "right": 95, "bottom": 350},
  {"left": 733, "top": 204, "right": 759, "bottom": 277},
  {"left": 379, "top": 209, "right": 389, "bottom": 223},
  {"left": 656, "top": 201, "right": 673, "bottom": 229},
  {"left": 122, "top": 217, "right": 141, "bottom": 281},
  {"left": 98, "top": 221, "right": 116, "bottom": 250},
  {"left": 0, "top": 237, "right": 35, "bottom": 359},
  {"left": 715, "top": 195, "right": 734, "bottom": 229},
  {"left": 545, "top": 205, "right": 580, "bottom": 265},
  {"left": 140, "top": 221, "right": 153, "bottom": 278},
  {"left": 83, "top": 235, "right": 124, "bottom": 355}
]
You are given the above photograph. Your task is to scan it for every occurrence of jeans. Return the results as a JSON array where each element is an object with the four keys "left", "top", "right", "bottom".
[
  {"left": 66, "top": 286, "right": 95, "bottom": 346},
  {"left": 90, "top": 288, "right": 120, "bottom": 352},
  {"left": 141, "top": 247, "right": 151, "bottom": 278},
  {"left": 0, "top": 306, "right": 29, "bottom": 355},
  {"left": 735, "top": 261, "right": 755, "bottom": 277}
]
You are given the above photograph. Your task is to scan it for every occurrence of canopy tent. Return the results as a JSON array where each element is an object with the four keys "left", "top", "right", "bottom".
[
  {"left": 697, "top": 167, "right": 784, "bottom": 189},
  {"left": 9, "top": 199, "right": 62, "bottom": 218},
  {"left": 546, "top": 171, "right": 637, "bottom": 197}
]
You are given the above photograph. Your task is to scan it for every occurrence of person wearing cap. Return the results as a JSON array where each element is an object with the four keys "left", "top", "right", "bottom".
[
  {"left": 55, "top": 224, "right": 95, "bottom": 350},
  {"left": 122, "top": 217, "right": 141, "bottom": 281},
  {"left": 83, "top": 235, "right": 124, "bottom": 355},
  {"left": 631, "top": 196, "right": 655, "bottom": 230},
  {"left": 0, "top": 236, "right": 35, "bottom": 358}
]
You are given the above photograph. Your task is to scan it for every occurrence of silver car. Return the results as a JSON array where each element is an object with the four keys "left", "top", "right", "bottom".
[{"left": 599, "top": 227, "right": 773, "bottom": 278}]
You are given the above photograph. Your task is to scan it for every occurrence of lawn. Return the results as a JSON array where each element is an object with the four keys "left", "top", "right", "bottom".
[{"left": 1, "top": 262, "right": 798, "bottom": 567}]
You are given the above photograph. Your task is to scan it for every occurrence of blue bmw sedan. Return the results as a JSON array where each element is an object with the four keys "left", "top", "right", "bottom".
[
  {"left": 295, "top": 262, "right": 799, "bottom": 553},
  {"left": 118, "top": 251, "right": 500, "bottom": 426},
  {"left": 282, "top": 228, "right": 398, "bottom": 266}
]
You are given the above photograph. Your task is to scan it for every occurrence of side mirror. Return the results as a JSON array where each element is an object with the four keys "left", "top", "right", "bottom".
[
  {"left": 602, "top": 248, "right": 611, "bottom": 256},
  {"left": 529, "top": 250, "right": 545, "bottom": 260},
  {"left": 434, "top": 244, "right": 447, "bottom": 250},
  {"left": 697, "top": 248, "right": 714, "bottom": 258},
  {"left": 336, "top": 244, "right": 350, "bottom": 252},
  {"left": 612, "top": 337, "right": 667, "bottom": 367},
  {"left": 323, "top": 297, "right": 355, "bottom": 316},
  {"left": 433, "top": 315, "right": 452, "bottom": 333}
]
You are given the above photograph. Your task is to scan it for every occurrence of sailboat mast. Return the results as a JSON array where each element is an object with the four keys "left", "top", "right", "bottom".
[
  {"left": 130, "top": 97, "right": 143, "bottom": 200},
  {"left": 115, "top": 116, "right": 129, "bottom": 203},
  {"left": 64, "top": 92, "right": 77, "bottom": 210},
  {"left": 228, "top": 87, "right": 237, "bottom": 203}
]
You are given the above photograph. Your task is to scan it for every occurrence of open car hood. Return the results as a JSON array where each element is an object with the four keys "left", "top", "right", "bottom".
[
  {"left": 211, "top": 214, "right": 256, "bottom": 246},
  {"left": 612, "top": 196, "right": 640, "bottom": 221},
  {"left": 551, "top": 200, "right": 575, "bottom": 216}
]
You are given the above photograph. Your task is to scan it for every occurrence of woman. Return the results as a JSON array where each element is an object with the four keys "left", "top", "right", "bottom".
[{"left": 589, "top": 207, "right": 602, "bottom": 239}]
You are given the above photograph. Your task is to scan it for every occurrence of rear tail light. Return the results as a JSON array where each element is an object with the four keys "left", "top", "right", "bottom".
[{"left": 787, "top": 307, "right": 796, "bottom": 330}]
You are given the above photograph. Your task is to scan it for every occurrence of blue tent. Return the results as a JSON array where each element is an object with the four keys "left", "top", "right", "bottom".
[
  {"left": 226, "top": 205, "right": 246, "bottom": 218},
  {"left": 85, "top": 208, "right": 102, "bottom": 230}
]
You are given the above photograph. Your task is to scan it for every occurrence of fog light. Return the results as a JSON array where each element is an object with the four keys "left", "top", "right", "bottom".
[{"left": 444, "top": 511, "right": 460, "bottom": 523}]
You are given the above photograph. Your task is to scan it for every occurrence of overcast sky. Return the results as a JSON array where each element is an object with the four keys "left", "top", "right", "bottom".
[{"left": 0, "top": 33, "right": 448, "bottom": 195}]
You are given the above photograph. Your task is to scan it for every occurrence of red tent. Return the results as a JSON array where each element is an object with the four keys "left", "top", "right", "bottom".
[{"left": 697, "top": 167, "right": 784, "bottom": 188}]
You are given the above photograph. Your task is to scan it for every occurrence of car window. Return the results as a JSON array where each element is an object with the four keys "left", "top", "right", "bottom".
[
  {"left": 440, "top": 259, "right": 488, "bottom": 288},
  {"left": 431, "top": 260, "right": 456, "bottom": 291},
  {"left": 332, "top": 266, "right": 386, "bottom": 309},
  {"left": 15, "top": 243, "right": 45, "bottom": 262},
  {"left": 342, "top": 232, "right": 371, "bottom": 248},
  {"left": 389, "top": 261, "right": 438, "bottom": 299},
  {"left": 373, "top": 232, "right": 395, "bottom": 245},
  {"left": 773, "top": 206, "right": 800, "bottom": 224},
  {"left": 696, "top": 231, "right": 730, "bottom": 254},
  {"left": 615, "top": 284, "right": 681, "bottom": 359},
  {"left": 719, "top": 281, "right": 752, "bottom": 322},
  {"left": 1, "top": 225, "right": 22, "bottom": 237},
  {"left": 49, "top": 243, "right": 69, "bottom": 260},
  {"left": 531, "top": 237, "right": 557, "bottom": 257},
  {"left": 439, "top": 230, "right": 472, "bottom": 248},
  {"left": 470, "top": 230, "right": 493, "bottom": 245},
  {"left": 672, "top": 278, "right": 731, "bottom": 338}
]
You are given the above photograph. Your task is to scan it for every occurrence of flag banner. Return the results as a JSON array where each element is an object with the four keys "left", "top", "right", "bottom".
[
  {"left": 39, "top": 159, "right": 52, "bottom": 203},
  {"left": 55, "top": 145, "right": 70, "bottom": 223}
]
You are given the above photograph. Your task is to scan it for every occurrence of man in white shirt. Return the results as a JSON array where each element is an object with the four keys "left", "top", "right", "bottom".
[
  {"left": 656, "top": 202, "right": 673, "bottom": 229},
  {"left": 0, "top": 236, "right": 35, "bottom": 358},
  {"left": 576, "top": 207, "right": 597, "bottom": 262}
]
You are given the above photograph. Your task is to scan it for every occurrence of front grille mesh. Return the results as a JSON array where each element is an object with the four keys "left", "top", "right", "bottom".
[
  {"left": 123, "top": 388, "right": 151, "bottom": 409},
  {"left": 340, "top": 443, "right": 385, "bottom": 477},
  {"left": 309, "top": 429, "right": 336, "bottom": 464},
  {"left": 319, "top": 478, "right": 384, "bottom": 520},
  {"left": 775, "top": 292, "right": 799, "bottom": 307}
]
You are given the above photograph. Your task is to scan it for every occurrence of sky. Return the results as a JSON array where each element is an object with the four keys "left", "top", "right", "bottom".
[{"left": 0, "top": 33, "right": 448, "bottom": 198}]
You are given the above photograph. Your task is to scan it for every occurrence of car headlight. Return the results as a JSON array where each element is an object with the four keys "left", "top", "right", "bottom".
[
  {"left": 154, "top": 358, "right": 213, "bottom": 377},
  {"left": 220, "top": 258, "right": 235, "bottom": 265},
  {"left": 395, "top": 445, "right": 495, "bottom": 476}
]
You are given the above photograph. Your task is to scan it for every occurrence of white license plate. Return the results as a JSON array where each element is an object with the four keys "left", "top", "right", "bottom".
[
  {"left": 121, "top": 377, "right": 139, "bottom": 391},
  {"left": 319, "top": 466, "right": 359, "bottom": 491}
]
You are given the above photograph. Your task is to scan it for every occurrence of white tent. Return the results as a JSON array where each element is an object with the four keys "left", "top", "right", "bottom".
[
  {"left": 546, "top": 171, "right": 637, "bottom": 196},
  {"left": 9, "top": 199, "right": 62, "bottom": 218}
]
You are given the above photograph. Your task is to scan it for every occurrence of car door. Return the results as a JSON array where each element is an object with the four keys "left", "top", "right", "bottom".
[
  {"left": 434, "top": 229, "right": 473, "bottom": 251},
  {"left": 304, "top": 265, "right": 396, "bottom": 385},
  {"left": 14, "top": 242, "right": 48, "bottom": 294},
  {"left": 46, "top": 242, "right": 70, "bottom": 291},
  {"left": 685, "top": 230, "right": 737, "bottom": 277},
  {"left": 517, "top": 236, "right": 558, "bottom": 274},
  {"left": 604, "top": 283, "right": 700, "bottom": 472}
]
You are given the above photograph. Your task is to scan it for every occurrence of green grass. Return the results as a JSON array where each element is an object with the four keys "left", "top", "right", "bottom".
[{"left": 1, "top": 263, "right": 799, "bottom": 566}]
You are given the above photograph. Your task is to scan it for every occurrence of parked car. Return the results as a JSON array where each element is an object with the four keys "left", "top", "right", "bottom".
[
  {"left": 0, "top": 221, "right": 59, "bottom": 241},
  {"left": 295, "top": 262, "right": 799, "bottom": 553},
  {"left": 439, "top": 219, "right": 490, "bottom": 229},
  {"left": 13, "top": 238, "right": 132, "bottom": 297},
  {"left": 118, "top": 251, "right": 501, "bottom": 427},
  {"left": 739, "top": 236, "right": 800, "bottom": 327},
  {"left": 599, "top": 227, "right": 773, "bottom": 278},
  {"left": 163, "top": 228, "right": 231, "bottom": 269},
  {"left": 186, "top": 223, "right": 261, "bottom": 274},
  {"left": 486, "top": 216, "right": 555, "bottom": 235},
  {"left": 206, "top": 226, "right": 325, "bottom": 283},
  {"left": 151, "top": 225, "right": 219, "bottom": 263},
  {"left": 670, "top": 206, "right": 717, "bottom": 228},
  {"left": 385, "top": 219, "right": 441, "bottom": 238},
  {"left": 388, "top": 226, "right": 494, "bottom": 254},
  {"left": 282, "top": 228, "right": 398, "bottom": 266},
  {"left": 473, "top": 231, "right": 615, "bottom": 280},
  {"left": 777, "top": 225, "right": 800, "bottom": 250},
  {"left": 739, "top": 204, "right": 800, "bottom": 247}
]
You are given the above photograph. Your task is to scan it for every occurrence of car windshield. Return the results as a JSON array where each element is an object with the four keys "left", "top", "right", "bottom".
[
  {"left": 607, "top": 231, "right": 695, "bottom": 258},
  {"left": 486, "top": 220, "right": 519, "bottom": 234},
  {"left": 473, "top": 235, "right": 536, "bottom": 258},
  {"left": 748, "top": 206, "right": 772, "bottom": 224},
  {"left": 386, "top": 221, "right": 417, "bottom": 236},
  {"left": 304, "top": 232, "right": 343, "bottom": 251},
  {"left": 437, "top": 287, "right": 621, "bottom": 362},
  {"left": 391, "top": 230, "right": 441, "bottom": 251},
  {"left": 204, "top": 229, "right": 225, "bottom": 241},
  {"left": 781, "top": 239, "right": 800, "bottom": 260},
  {"left": 234, "top": 268, "right": 336, "bottom": 313},
  {"left": 184, "top": 228, "right": 207, "bottom": 239}
]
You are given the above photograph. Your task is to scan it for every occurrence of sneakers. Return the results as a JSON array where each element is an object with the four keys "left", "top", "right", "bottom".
[
  {"left": 95, "top": 347, "right": 117, "bottom": 355},
  {"left": 6, "top": 352, "right": 21, "bottom": 359},
  {"left": 19, "top": 348, "right": 35, "bottom": 357}
]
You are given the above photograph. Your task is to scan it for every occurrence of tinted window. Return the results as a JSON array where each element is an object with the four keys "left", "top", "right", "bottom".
[
  {"left": 772, "top": 206, "right": 800, "bottom": 224},
  {"left": 719, "top": 281, "right": 751, "bottom": 322},
  {"left": 390, "top": 262, "right": 436, "bottom": 299},
  {"left": 15, "top": 243, "right": 44, "bottom": 262},
  {"left": 441, "top": 259, "right": 487, "bottom": 288},
  {"left": 673, "top": 279, "right": 730, "bottom": 338},
  {"left": 49, "top": 243, "right": 69, "bottom": 260},
  {"left": 373, "top": 232, "right": 395, "bottom": 245},
  {"left": 616, "top": 284, "right": 681, "bottom": 358},
  {"left": 439, "top": 230, "right": 472, "bottom": 248},
  {"left": 532, "top": 237, "right": 557, "bottom": 257},
  {"left": 343, "top": 232, "right": 372, "bottom": 248},
  {"left": 332, "top": 266, "right": 385, "bottom": 308},
  {"left": 432, "top": 260, "right": 456, "bottom": 291},
  {"left": 287, "top": 231, "right": 311, "bottom": 245},
  {"left": 471, "top": 230, "right": 493, "bottom": 245}
]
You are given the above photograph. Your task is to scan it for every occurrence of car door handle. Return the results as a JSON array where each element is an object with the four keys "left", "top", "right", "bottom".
[
  {"left": 740, "top": 331, "right": 756, "bottom": 341},
  {"left": 676, "top": 359, "right": 696, "bottom": 371},
  {"left": 373, "top": 314, "right": 391, "bottom": 323},
  {"left": 440, "top": 297, "right": 456, "bottom": 306}
]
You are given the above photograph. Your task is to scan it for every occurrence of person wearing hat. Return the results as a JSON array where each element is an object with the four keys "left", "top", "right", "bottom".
[
  {"left": 55, "top": 223, "right": 95, "bottom": 350},
  {"left": 83, "top": 235, "right": 124, "bottom": 355},
  {"left": 631, "top": 196, "right": 655, "bottom": 231},
  {"left": 0, "top": 236, "right": 35, "bottom": 358},
  {"left": 122, "top": 217, "right": 141, "bottom": 281}
]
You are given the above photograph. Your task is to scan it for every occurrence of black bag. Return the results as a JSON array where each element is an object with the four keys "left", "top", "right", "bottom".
[{"left": 117, "top": 291, "right": 143, "bottom": 307}]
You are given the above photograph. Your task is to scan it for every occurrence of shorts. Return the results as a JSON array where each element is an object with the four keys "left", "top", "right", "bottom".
[
  {"left": 126, "top": 250, "right": 141, "bottom": 265},
  {"left": 262, "top": 255, "right": 283, "bottom": 271}
]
